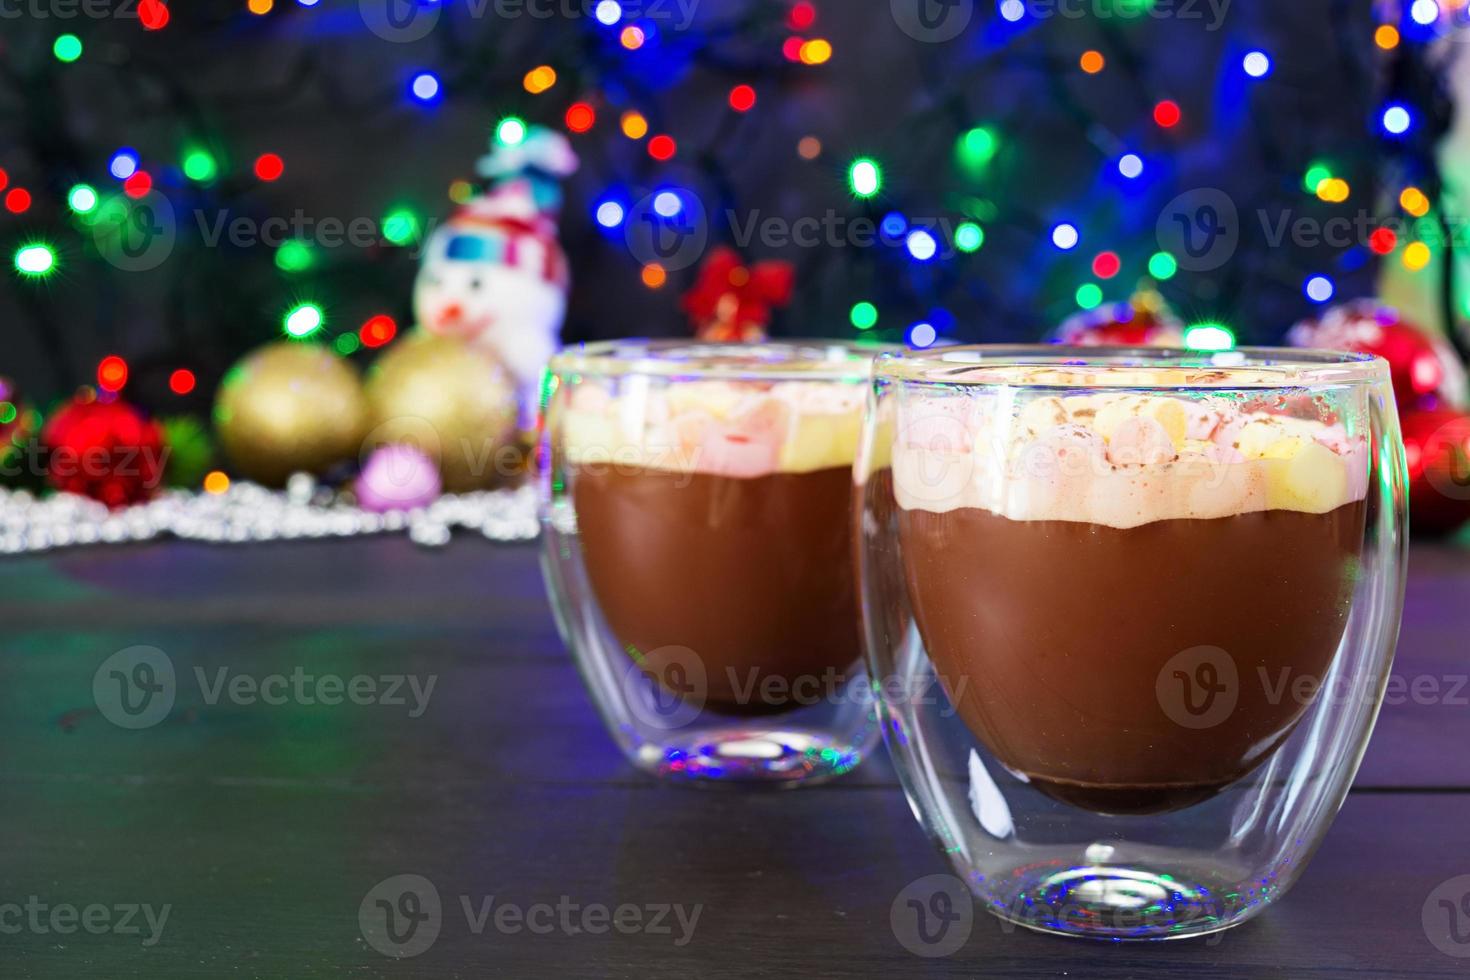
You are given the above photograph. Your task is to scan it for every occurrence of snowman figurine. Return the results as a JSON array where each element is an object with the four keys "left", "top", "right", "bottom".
[{"left": 414, "top": 126, "right": 579, "bottom": 428}]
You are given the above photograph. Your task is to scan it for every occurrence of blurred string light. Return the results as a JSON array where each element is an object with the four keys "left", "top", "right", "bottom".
[
  {"left": 13, "top": 244, "right": 56, "bottom": 278},
  {"left": 1184, "top": 322, "right": 1236, "bottom": 351},
  {"left": 275, "top": 240, "right": 314, "bottom": 272},
  {"left": 955, "top": 222, "right": 984, "bottom": 252},
  {"left": 360, "top": 315, "right": 397, "bottom": 348},
  {"left": 909, "top": 322, "right": 938, "bottom": 347},
  {"left": 958, "top": 127, "right": 998, "bottom": 169},
  {"left": 1401, "top": 186, "right": 1431, "bottom": 216},
  {"left": 1148, "top": 251, "right": 1178, "bottom": 280},
  {"left": 621, "top": 25, "right": 645, "bottom": 50},
  {"left": 1381, "top": 103, "right": 1414, "bottom": 136},
  {"left": 1404, "top": 241, "right": 1433, "bottom": 271},
  {"left": 67, "top": 184, "right": 98, "bottom": 215},
  {"left": 247, "top": 0, "right": 272, "bottom": 14},
  {"left": 1080, "top": 50, "right": 1105, "bottom": 74},
  {"left": 496, "top": 117, "right": 527, "bottom": 146},
  {"left": 565, "top": 103, "right": 596, "bottom": 132},
  {"left": 641, "top": 263, "right": 666, "bottom": 288},
  {"left": 54, "top": 34, "right": 83, "bottom": 62},
  {"left": 999, "top": 0, "right": 1025, "bottom": 21},
  {"left": 1316, "top": 177, "right": 1350, "bottom": 203},
  {"left": 410, "top": 71, "right": 442, "bottom": 104},
  {"left": 729, "top": 85, "right": 757, "bottom": 112},
  {"left": 1303, "top": 162, "right": 1333, "bottom": 194},
  {"left": 1370, "top": 228, "right": 1398, "bottom": 255},
  {"left": 448, "top": 180, "right": 475, "bottom": 204},
  {"left": 788, "top": 0, "right": 816, "bottom": 29},
  {"left": 524, "top": 65, "right": 557, "bottom": 94},
  {"left": 1051, "top": 222, "right": 1079, "bottom": 250},
  {"left": 797, "top": 135, "right": 822, "bottom": 160},
  {"left": 906, "top": 229, "right": 938, "bottom": 261},
  {"left": 335, "top": 333, "right": 360, "bottom": 356},
  {"left": 881, "top": 212, "right": 906, "bottom": 238},
  {"left": 1092, "top": 251, "right": 1121, "bottom": 278},
  {"left": 204, "top": 471, "right": 231, "bottom": 495},
  {"left": 110, "top": 149, "right": 139, "bottom": 180},
  {"left": 1305, "top": 274, "right": 1335, "bottom": 303},
  {"left": 595, "top": 200, "right": 625, "bottom": 228},
  {"left": 799, "top": 39, "right": 832, "bottom": 65},
  {"left": 1075, "top": 283, "right": 1104, "bottom": 309},
  {"left": 283, "top": 302, "right": 324, "bottom": 338},
  {"left": 594, "top": 0, "right": 621, "bottom": 25},
  {"left": 1118, "top": 153, "right": 1144, "bottom": 179},
  {"left": 850, "top": 301, "right": 878, "bottom": 330},
  {"left": 182, "top": 148, "right": 218, "bottom": 183},
  {"left": 382, "top": 209, "right": 420, "bottom": 246},
  {"left": 1376, "top": 24, "right": 1401, "bottom": 49},
  {"left": 848, "top": 158, "right": 881, "bottom": 198},
  {"left": 123, "top": 172, "right": 152, "bottom": 198},
  {"left": 97, "top": 355, "right": 128, "bottom": 392},
  {"left": 138, "top": 0, "right": 169, "bottom": 29},
  {"left": 1242, "top": 50, "right": 1272, "bottom": 78},
  {"left": 254, "top": 153, "right": 285, "bottom": 181},
  {"left": 5, "top": 188, "right": 32, "bottom": 213},
  {"left": 648, "top": 135, "right": 677, "bottom": 160},
  {"left": 169, "top": 369, "right": 196, "bottom": 395},
  {"left": 653, "top": 191, "right": 682, "bottom": 217},
  {"left": 1411, "top": 0, "right": 1440, "bottom": 26},
  {"left": 620, "top": 111, "right": 648, "bottom": 139},
  {"left": 1153, "top": 100, "right": 1182, "bottom": 128}
]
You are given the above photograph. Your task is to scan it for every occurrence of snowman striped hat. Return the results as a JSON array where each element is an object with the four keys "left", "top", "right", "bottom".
[{"left": 433, "top": 179, "right": 569, "bottom": 289}]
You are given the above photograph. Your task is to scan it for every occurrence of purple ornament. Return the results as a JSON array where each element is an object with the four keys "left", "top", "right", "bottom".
[{"left": 357, "top": 444, "right": 442, "bottom": 512}]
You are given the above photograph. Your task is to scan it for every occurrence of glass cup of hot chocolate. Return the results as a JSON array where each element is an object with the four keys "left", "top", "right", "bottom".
[
  {"left": 540, "top": 340, "right": 885, "bottom": 785},
  {"left": 856, "top": 346, "right": 1407, "bottom": 940}
]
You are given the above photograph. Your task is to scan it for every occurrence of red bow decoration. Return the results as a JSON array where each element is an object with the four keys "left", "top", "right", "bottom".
[{"left": 681, "top": 247, "right": 795, "bottom": 343}]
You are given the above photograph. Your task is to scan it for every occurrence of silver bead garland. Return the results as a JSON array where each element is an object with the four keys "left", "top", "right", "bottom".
[{"left": 0, "top": 474, "right": 540, "bottom": 556}]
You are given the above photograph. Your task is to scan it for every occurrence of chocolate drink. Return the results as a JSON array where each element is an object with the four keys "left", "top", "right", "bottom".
[
  {"left": 573, "top": 463, "right": 859, "bottom": 714},
  {"left": 899, "top": 502, "right": 1366, "bottom": 815}
]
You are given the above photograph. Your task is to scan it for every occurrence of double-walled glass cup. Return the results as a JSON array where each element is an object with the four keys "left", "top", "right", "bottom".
[
  {"left": 856, "top": 346, "right": 1407, "bottom": 939},
  {"left": 540, "top": 340, "right": 885, "bottom": 786}
]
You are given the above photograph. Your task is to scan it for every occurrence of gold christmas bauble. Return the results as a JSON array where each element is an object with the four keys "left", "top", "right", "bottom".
[
  {"left": 364, "top": 332, "right": 519, "bottom": 493},
  {"left": 215, "top": 342, "right": 371, "bottom": 487}
]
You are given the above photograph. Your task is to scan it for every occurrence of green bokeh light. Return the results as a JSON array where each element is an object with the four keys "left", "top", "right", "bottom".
[
  {"left": 1184, "top": 322, "right": 1237, "bottom": 352},
  {"left": 67, "top": 184, "right": 98, "bottom": 215},
  {"left": 957, "top": 127, "right": 998, "bottom": 169},
  {"left": 848, "top": 158, "right": 882, "bottom": 199},
  {"left": 850, "top": 301, "right": 879, "bottom": 330},
  {"left": 275, "top": 240, "right": 315, "bottom": 273},
  {"left": 14, "top": 244, "right": 56, "bottom": 278},
  {"left": 1148, "top": 251, "right": 1178, "bottom": 280},
  {"left": 496, "top": 117, "right": 528, "bottom": 146},
  {"left": 283, "top": 302, "right": 324, "bottom": 339},
  {"left": 954, "top": 222, "right": 985, "bottom": 253},
  {"left": 382, "top": 209, "right": 421, "bottom": 247},
  {"left": 182, "top": 149, "right": 219, "bottom": 183},
  {"left": 1075, "top": 283, "right": 1104, "bottom": 309},
  {"left": 54, "top": 34, "right": 83, "bottom": 63},
  {"left": 334, "top": 333, "right": 361, "bottom": 356},
  {"left": 1303, "top": 163, "right": 1333, "bottom": 194}
]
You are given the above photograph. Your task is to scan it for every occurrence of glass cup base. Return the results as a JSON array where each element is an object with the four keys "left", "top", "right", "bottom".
[
  {"left": 634, "top": 728, "right": 865, "bottom": 787},
  {"left": 977, "top": 855, "right": 1271, "bottom": 941}
]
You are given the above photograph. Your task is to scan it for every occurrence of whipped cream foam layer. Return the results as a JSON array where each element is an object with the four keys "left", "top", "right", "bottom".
[
  {"left": 560, "top": 379, "right": 867, "bottom": 478},
  {"left": 892, "top": 391, "right": 1370, "bottom": 528}
]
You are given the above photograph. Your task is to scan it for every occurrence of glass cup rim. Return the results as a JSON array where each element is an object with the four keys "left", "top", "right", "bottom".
[
  {"left": 549, "top": 338, "right": 898, "bottom": 382},
  {"left": 875, "top": 344, "right": 1390, "bottom": 390}
]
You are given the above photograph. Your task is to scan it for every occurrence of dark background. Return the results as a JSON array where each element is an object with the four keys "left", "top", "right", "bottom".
[{"left": 0, "top": 0, "right": 1384, "bottom": 414}]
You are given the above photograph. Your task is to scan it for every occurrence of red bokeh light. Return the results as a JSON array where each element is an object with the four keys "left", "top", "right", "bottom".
[
  {"left": 782, "top": 36, "right": 805, "bottom": 61},
  {"left": 565, "top": 103, "right": 596, "bottom": 133},
  {"left": 4, "top": 188, "right": 31, "bottom": 214},
  {"left": 254, "top": 153, "right": 285, "bottom": 181},
  {"left": 0, "top": 168, "right": 8, "bottom": 191},
  {"left": 359, "top": 315, "right": 398, "bottom": 348},
  {"left": 648, "top": 135, "right": 676, "bottom": 161},
  {"left": 97, "top": 356, "right": 129, "bottom": 393},
  {"left": 123, "top": 171, "right": 152, "bottom": 199},
  {"left": 1369, "top": 228, "right": 1398, "bottom": 255},
  {"left": 1153, "top": 100, "right": 1182, "bottom": 128},
  {"left": 788, "top": 1, "right": 816, "bottom": 30},
  {"left": 729, "top": 85, "right": 757, "bottom": 112},
  {"left": 139, "top": 0, "right": 169, "bottom": 30},
  {"left": 1091, "top": 251, "right": 1122, "bottom": 279},
  {"left": 169, "top": 369, "right": 197, "bottom": 395}
]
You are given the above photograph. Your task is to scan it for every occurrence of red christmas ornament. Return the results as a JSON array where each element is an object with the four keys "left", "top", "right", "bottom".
[
  {"left": 42, "top": 396, "right": 166, "bottom": 508},
  {"left": 1289, "top": 300, "right": 1468, "bottom": 413},
  {"left": 1402, "top": 408, "right": 1470, "bottom": 536},
  {"left": 1052, "top": 287, "right": 1184, "bottom": 347},
  {"left": 681, "top": 247, "right": 795, "bottom": 343}
]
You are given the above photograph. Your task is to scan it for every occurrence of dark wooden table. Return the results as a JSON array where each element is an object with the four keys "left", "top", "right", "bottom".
[{"left": 3, "top": 537, "right": 1469, "bottom": 978}]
